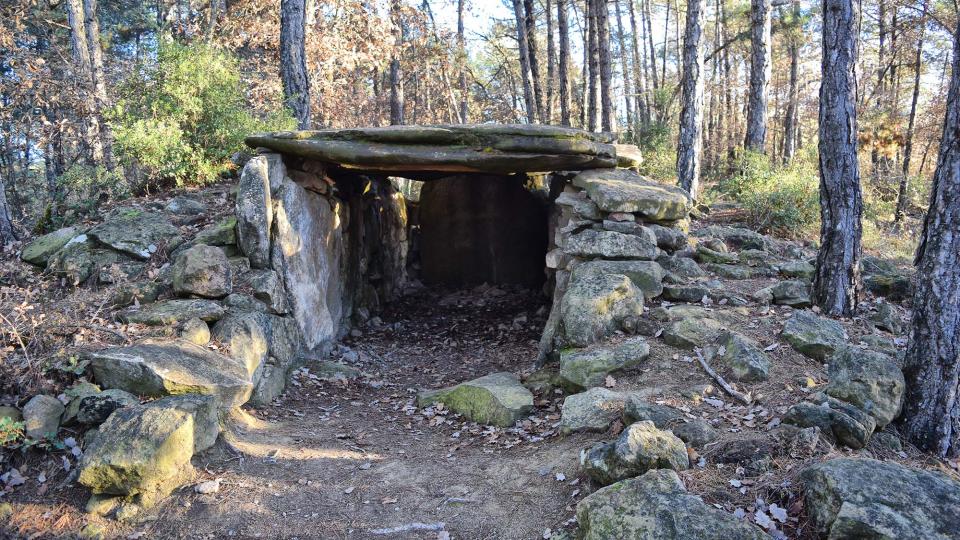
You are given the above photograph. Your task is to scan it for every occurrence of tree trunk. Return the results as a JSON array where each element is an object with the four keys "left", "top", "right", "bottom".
[
  {"left": 524, "top": 0, "right": 545, "bottom": 122},
  {"left": 545, "top": 0, "right": 556, "bottom": 124},
  {"left": 281, "top": 0, "right": 311, "bottom": 129},
  {"left": 677, "top": 0, "right": 704, "bottom": 198},
  {"left": 899, "top": 17, "right": 960, "bottom": 459},
  {"left": 587, "top": 0, "right": 600, "bottom": 131},
  {"left": 614, "top": 0, "right": 633, "bottom": 136},
  {"left": 595, "top": 0, "right": 614, "bottom": 133},
  {"left": 660, "top": 0, "right": 669, "bottom": 89},
  {"left": 0, "top": 170, "right": 15, "bottom": 248},
  {"left": 782, "top": 19, "right": 800, "bottom": 163},
  {"left": 627, "top": 0, "right": 648, "bottom": 124},
  {"left": 65, "top": 0, "right": 104, "bottom": 165},
  {"left": 813, "top": 0, "right": 863, "bottom": 317},
  {"left": 643, "top": 0, "right": 659, "bottom": 93},
  {"left": 513, "top": 0, "right": 538, "bottom": 123},
  {"left": 389, "top": 0, "right": 404, "bottom": 125},
  {"left": 744, "top": 0, "right": 771, "bottom": 153},
  {"left": 558, "top": 0, "right": 572, "bottom": 126},
  {"left": 458, "top": 0, "right": 468, "bottom": 123},
  {"left": 895, "top": 3, "right": 926, "bottom": 226}
]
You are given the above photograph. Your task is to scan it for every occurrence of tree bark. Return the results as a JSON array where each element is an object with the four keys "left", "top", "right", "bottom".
[
  {"left": 899, "top": 17, "right": 960, "bottom": 459},
  {"left": 546, "top": 0, "right": 557, "bottom": 124},
  {"left": 782, "top": 4, "right": 800, "bottom": 164},
  {"left": 0, "top": 173, "right": 15, "bottom": 248},
  {"left": 660, "top": 0, "right": 669, "bottom": 89},
  {"left": 558, "top": 0, "right": 572, "bottom": 126},
  {"left": 281, "top": 0, "right": 312, "bottom": 129},
  {"left": 389, "top": 0, "right": 404, "bottom": 125},
  {"left": 627, "top": 0, "right": 648, "bottom": 124},
  {"left": 744, "top": 0, "right": 771, "bottom": 153},
  {"left": 643, "top": 0, "right": 659, "bottom": 93},
  {"left": 813, "top": 0, "right": 863, "bottom": 317},
  {"left": 458, "top": 0, "right": 468, "bottom": 123},
  {"left": 895, "top": 3, "right": 927, "bottom": 225},
  {"left": 614, "top": 0, "right": 633, "bottom": 135},
  {"left": 513, "top": 0, "right": 538, "bottom": 123},
  {"left": 587, "top": 0, "right": 600, "bottom": 131},
  {"left": 595, "top": 0, "right": 614, "bottom": 132},
  {"left": 65, "top": 0, "right": 107, "bottom": 166},
  {"left": 677, "top": 0, "right": 704, "bottom": 198},
  {"left": 524, "top": 0, "right": 545, "bottom": 122}
]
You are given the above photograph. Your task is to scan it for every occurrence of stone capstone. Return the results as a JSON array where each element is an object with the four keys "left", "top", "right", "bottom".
[
  {"left": 417, "top": 372, "right": 534, "bottom": 427},
  {"left": 559, "top": 337, "right": 650, "bottom": 388},
  {"left": 576, "top": 469, "right": 768, "bottom": 540},
  {"left": 801, "top": 458, "right": 960, "bottom": 540},
  {"left": 581, "top": 421, "right": 689, "bottom": 485},
  {"left": 571, "top": 169, "right": 691, "bottom": 220}
]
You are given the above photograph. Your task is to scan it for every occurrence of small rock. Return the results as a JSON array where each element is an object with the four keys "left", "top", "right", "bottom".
[
  {"left": 825, "top": 346, "right": 904, "bottom": 428},
  {"left": 22, "top": 395, "right": 64, "bottom": 439},
  {"left": 714, "top": 332, "right": 771, "bottom": 382},
  {"left": 868, "top": 300, "right": 904, "bottom": 334},
  {"left": 180, "top": 317, "right": 211, "bottom": 345},
  {"left": 581, "top": 421, "right": 689, "bottom": 485},
  {"left": 171, "top": 244, "right": 232, "bottom": 299},
  {"left": 662, "top": 317, "right": 727, "bottom": 349},
  {"left": 781, "top": 310, "right": 846, "bottom": 360},
  {"left": 559, "top": 337, "right": 650, "bottom": 388},
  {"left": 417, "top": 372, "right": 534, "bottom": 427},
  {"left": 194, "top": 478, "right": 221, "bottom": 494},
  {"left": 560, "top": 388, "right": 627, "bottom": 434},
  {"left": 770, "top": 279, "right": 812, "bottom": 307}
]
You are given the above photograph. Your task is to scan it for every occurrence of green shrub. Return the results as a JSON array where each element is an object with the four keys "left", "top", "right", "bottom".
[
  {"left": 110, "top": 40, "right": 295, "bottom": 188},
  {"left": 716, "top": 149, "right": 820, "bottom": 238},
  {"left": 0, "top": 417, "right": 24, "bottom": 448}
]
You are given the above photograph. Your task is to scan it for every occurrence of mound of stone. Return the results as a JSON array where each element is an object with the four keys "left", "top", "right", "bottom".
[
  {"left": 802, "top": 458, "right": 960, "bottom": 540},
  {"left": 417, "top": 372, "right": 533, "bottom": 427},
  {"left": 576, "top": 469, "right": 767, "bottom": 540}
]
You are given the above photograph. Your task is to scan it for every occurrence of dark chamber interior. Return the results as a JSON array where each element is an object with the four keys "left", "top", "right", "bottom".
[{"left": 409, "top": 174, "right": 549, "bottom": 288}]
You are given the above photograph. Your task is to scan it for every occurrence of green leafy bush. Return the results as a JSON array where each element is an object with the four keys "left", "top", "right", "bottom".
[
  {"left": 716, "top": 149, "right": 820, "bottom": 237},
  {"left": 110, "top": 40, "right": 295, "bottom": 188},
  {"left": 0, "top": 417, "right": 24, "bottom": 448}
]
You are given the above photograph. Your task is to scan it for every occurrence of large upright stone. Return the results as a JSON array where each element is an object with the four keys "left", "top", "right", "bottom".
[
  {"left": 560, "top": 269, "right": 643, "bottom": 347},
  {"left": 572, "top": 169, "right": 691, "bottom": 220},
  {"left": 572, "top": 260, "right": 665, "bottom": 299},
  {"left": 576, "top": 470, "right": 768, "bottom": 540},
  {"left": 781, "top": 310, "right": 846, "bottom": 360},
  {"left": 88, "top": 339, "right": 253, "bottom": 408},
  {"left": 236, "top": 155, "right": 279, "bottom": 268},
  {"left": 417, "top": 372, "right": 534, "bottom": 427},
  {"left": 87, "top": 209, "right": 181, "bottom": 260},
  {"left": 270, "top": 176, "right": 346, "bottom": 350},
  {"left": 802, "top": 458, "right": 960, "bottom": 540}
]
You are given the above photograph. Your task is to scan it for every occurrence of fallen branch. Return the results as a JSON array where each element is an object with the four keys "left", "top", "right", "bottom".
[
  {"left": 694, "top": 348, "right": 752, "bottom": 405},
  {"left": 370, "top": 522, "right": 446, "bottom": 535}
]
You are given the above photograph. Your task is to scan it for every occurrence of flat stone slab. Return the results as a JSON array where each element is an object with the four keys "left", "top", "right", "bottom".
[
  {"left": 246, "top": 124, "right": 617, "bottom": 174},
  {"left": 88, "top": 339, "right": 253, "bottom": 408},
  {"left": 417, "top": 372, "right": 534, "bottom": 427},
  {"left": 572, "top": 169, "right": 692, "bottom": 220}
]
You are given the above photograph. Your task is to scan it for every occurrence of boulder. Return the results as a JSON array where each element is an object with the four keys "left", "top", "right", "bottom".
[
  {"left": 784, "top": 395, "right": 876, "bottom": 449},
  {"left": 560, "top": 337, "right": 650, "bottom": 388},
  {"left": 572, "top": 260, "right": 665, "bottom": 299},
  {"left": 663, "top": 317, "right": 727, "bottom": 349},
  {"left": 164, "top": 196, "right": 207, "bottom": 216},
  {"left": 576, "top": 469, "right": 767, "bottom": 540},
  {"left": 864, "top": 273, "right": 912, "bottom": 301},
  {"left": 581, "top": 421, "right": 689, "bottom": 485},
  {"left": 868, "top": 301, "right": 903, "bottom": 334},
  {"left": 572, "top": 169, "right": 691, "bottom": 220},
  {"left": 21, "top": 226, "right": 82, "bottom": 266},
  {"left": 270, "top": 176, "right": 346, "bottom": 350},
  {"left": 88, "top": 339, "right": 253, "bottom": 408},
  {"left": 781, "top": 310, "right": 846, "bottom": 360},
  {"left": 560, "top": 387, "right": 627, "bottom": 433},
  {"left": 0, "top": 406, "right": 21, "bottom": 422},
  {"left": 694, "top": 226, "right": 772, "bottom": 251},
  {"left": 802, "top": 458, "right": 960, "bottom": 540},
  {"left": 62, "top": 382, "right": 102, "bottom": 425},
  {"left": 242, "top": 269, "right": 288, "bottom": 314},
  {"left": 559, "top": 270, "right": 643, "bottom": 348},
  {"left": 777, "top": 260, "right": 815, "bottom": 280},
  {"left": 770, "top": 279, "right": 811, "bottom": 307},
  {"left": 555, "top": 191, "right": 602, "bottom": 220},
  {"left": 109, "top": 281, "right": 166, "bottom": 308},
  {"left": 78, "top": 405, "right": 194, "bottom": 508},
  {"left": 236, "top": 155, "right": 277, "bottom": 268},
  {"left": 171, "top": 244, "right": 232, "bottom": 298},
  {"left": 47, "top": 236, "right": 122, "bottom": 285},
  {"left": 657, "top": 255, "right": 706, "bottom": 280},
  {"left": 87, "top": 209, "right": 182, "bottom": 260},
  {"left": 710, "top": 437, "right": 776, "bottom": 474},
  {"left": 179, "top": 318, "right": 210, "bottom": 345},
  {"left": 646, "top": 224, "right": 687, "bottom": 251},
  {"left": 193, "top": 216, "right": 238, "bottom": 247},
  {"left": 694, "top": 246, "right": 739, "bottom": 265},
  {"left": 144, "top": 394, "right": 219, "bottom": 453},
  {"left": 22, "top": 395, "right": 64, "bottom": 439},
  {"left": 714, "top": 332, "right": 771, "bottom": 382},
  {"left": 702, "top": 263, "right": 767, "bottom": 280},
  {"left": 211, "top": 311, "right": 270, "bottom": 380},
  {"left": 825, "top": 346, "right": 904, "bottom": 428},
  {"left": 417, "top": 372, "right": 533, "bottom": 427},
  {"left": 564, "top": 229, "right": 659, "bottom": 260},
  {"left": 77, "top": 389, "right": 139, "bottom": 425},
  {"left": 117, "top": 299, "right": 226, "bottom": 326}
]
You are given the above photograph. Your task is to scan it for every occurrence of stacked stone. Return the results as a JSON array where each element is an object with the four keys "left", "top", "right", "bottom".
[{"left": 539, "top": 168, "right": 693, "bottom": 363}]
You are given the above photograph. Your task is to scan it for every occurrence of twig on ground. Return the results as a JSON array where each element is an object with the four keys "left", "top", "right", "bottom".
[
  {"left": 694, "top": 348, "right": 752, "bottom": 405},
  {"left": 369, "top": 522, "right": 447, "bottom": 535}
]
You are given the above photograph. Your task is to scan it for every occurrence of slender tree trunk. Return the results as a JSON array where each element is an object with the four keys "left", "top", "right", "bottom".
[
  {"left": 782, "top": 27, "right": 800, "bottom": 163},
  {"left": 281, "top": 0, "right": 312, "bottom": 129},
  {"left": 628, "top": 0, "right": 648, "bottom": 124},
  {"left": 0, "top": 173, "right": 15, "bottom": 248},
  {"left": 744, "top": 0, "right": 771, "bottom": 153},
  {"left": 546, "top": 0, "right": 557, "bottom": 124},
  {"left": 895, "top": 3, "right": 927, "bottom": 225},
  {"left": 660, "top": 0, "right": 669, "bottom": 89},
  {"left": 899, "top": 17, "right": 960, "bottom": 458},
  {"left": 458, "top": 0, "right": 468, "bottom": 123},
  {"left": 524, "top": 0, "right": 545, "bottom": 122},
  {"left": 65, "top": 0, "right": 105, "bottom": 165},
  {"left": 614, "top": 0, "right": 633, "bottom": 135},
  {"left": 558, "top": 0, "right": 572, "bottom": 126},
  {"left": 580, "top": 0, "right": 590, "bottom": 127},
  {"left": 813, "top": 0, "right": 863, "bottom": 317},
  {"left": 513, "top": 0, "right": 538, "bottom": 123},
  {"left": 595, "top": 0, "right": 615, "bottom": 132},
  {"left": 82, "top": 0, "right": 115, "bottom": 169},
  {"left": 677, "top": 0, "right": 704, "bottom": 198},
  {"left": 643, "top": 0, "right": 659, "bottom": 93},
  {"left": 587, "top": 0, "right": 600, "bottom": 131}
]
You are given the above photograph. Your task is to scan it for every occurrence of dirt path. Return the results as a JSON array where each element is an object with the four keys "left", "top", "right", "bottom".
[{"left": 138, "top": 286, "right": 589, "bottom": 540}]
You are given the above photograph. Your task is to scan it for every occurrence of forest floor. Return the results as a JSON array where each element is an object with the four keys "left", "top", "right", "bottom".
[{"left": 1, "top": 183, "right": 955, "bottom": 540}]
